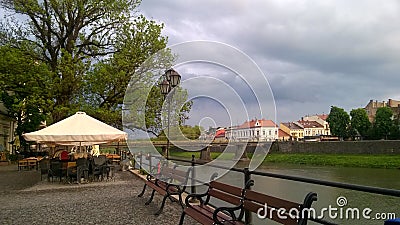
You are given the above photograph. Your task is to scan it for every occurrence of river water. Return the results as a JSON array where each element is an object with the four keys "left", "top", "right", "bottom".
[{"left": 213, "top": 162, "right": 400, "bottom": 225}]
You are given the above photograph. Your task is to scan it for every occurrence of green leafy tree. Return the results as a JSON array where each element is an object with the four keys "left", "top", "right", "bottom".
[
  {"left": 123, "top": 80, "right": 192, "bottom": 137},
  {"left": 327, "top": 106, "right": 350, "bottom": 139},
  {"left": 0, "top": 0, "right": 141, "bottom": 122},
  {"left": 373, "top": 107, "right": 393, "bottom": 140},
  {"left": 181, "top": 125, "right": 202, "bottom": 140},
  {"left": 350, "top": 108, "right": 371, "bottom": 139},
  {"left": 155, "top": 125, "right": 202, "bottom": 141},
  {"left": 389, "top": 120, "right": 400, "bottom": 140},
  {"left": 81, "top": 16, "right": 173, "bottom": 129},
  {"left": 0, "top": 45, "right": 52, "bottom": 147},
  {"left": 0, "top": 1, "right": 190, "bottom": 137}
]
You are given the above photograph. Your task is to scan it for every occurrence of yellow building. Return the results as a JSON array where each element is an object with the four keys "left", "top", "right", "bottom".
[
  {"left": 280, "top": 122, "right": 304, "bottom": 141},
  {"left": 0, "top": 102, "right": 16, "bottom": 154}
]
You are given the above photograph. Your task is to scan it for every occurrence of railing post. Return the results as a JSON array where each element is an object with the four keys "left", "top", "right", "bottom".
[
  {"left": 244, "top": 167, "right": 252, "bottom": 224},
  {"left": 191, "top": 154, "right": 196, "bottom": 194},
  {"left": 139, "top": 151, "right": 143, "bottom": 171},
  {"left": 132, "top": 153, "right": 136, "bottom": 170},
  {"left": 148, "top": 153, "right": 152, "bottom": 173}
]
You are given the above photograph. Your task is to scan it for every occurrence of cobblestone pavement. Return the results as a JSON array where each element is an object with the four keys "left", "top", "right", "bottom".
[{"left": 0, "top": 165, "right": 197, "bottom": 225}]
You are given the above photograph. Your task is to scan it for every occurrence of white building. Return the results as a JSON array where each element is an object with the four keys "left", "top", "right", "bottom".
[
  {"left": 226, "top": 119, "right": 278, "bottom": 142},
  {"left": 302, "top": 114, "right": 331, "bottom": 135},
  {"left": 297, "top": 120, "right": 325, "bottom": 137}
]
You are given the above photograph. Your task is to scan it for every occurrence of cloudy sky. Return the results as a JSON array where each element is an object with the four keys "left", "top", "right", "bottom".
[{"left": 139, "top": 0, "right": 400, "bottom": 127}]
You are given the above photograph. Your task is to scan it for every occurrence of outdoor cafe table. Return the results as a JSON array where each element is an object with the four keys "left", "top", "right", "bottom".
[
  {"left": 106, "top": 154, "right": 121, "bottom": 165},
  {"left": 18, "top": 157, "right": 41, "bottom": 171}
]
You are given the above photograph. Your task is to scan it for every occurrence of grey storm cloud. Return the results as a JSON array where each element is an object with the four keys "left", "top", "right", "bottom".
[{"left": 140, "top": 0, "right": 400, "bottom": 125}]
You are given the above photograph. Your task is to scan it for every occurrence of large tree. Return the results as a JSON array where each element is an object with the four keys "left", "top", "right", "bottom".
[
  {"left": 373, "top": 107, "right": 393, "bottom": 140},
  {"left": 0, "top": 45, "right": 52, "bottom": 146},
  {"left": 327, "top": 106, "right": 350, "bottom": 139},
  {"left": 0, "top": 1, "right": 189, "bottom": 137},
  {"left": 0, "top": 0, "right": 141, "bottom": 122},
  {"left": 389, "top": 117, "right": 400, "bottom": 140},
  {"left": 80, "top": 16, "right": 174, "bottom": 129},
  {"left": 350, "top": 108, "right": 371, "bottom": 139}
]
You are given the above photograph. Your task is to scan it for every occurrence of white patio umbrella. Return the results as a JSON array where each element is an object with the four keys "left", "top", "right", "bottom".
[{"left": 23, "top": 112, "right": 127, "bottom": 146}]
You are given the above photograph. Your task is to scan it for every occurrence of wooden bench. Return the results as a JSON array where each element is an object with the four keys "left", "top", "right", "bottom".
[
  {"left": 138, "top": 164, "right": 192, "bottom": 215},
  {"left": 229, "top": 185, "right": 317, "bottom": 225},
  {"left": 179, "top": 180, "right": 317, "bottom": 225},
  {"left": 179, "top": 179, "right": 247, "bottom": 225}
]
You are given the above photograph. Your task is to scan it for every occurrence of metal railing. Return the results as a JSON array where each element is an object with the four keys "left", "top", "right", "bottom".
[{"left": 132, "top": 152, "right": 400, "bottom": 225}]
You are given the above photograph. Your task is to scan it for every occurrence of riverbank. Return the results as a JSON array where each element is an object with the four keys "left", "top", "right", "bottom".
[
  {"left": 168, "top": 151, "right": 400, "bottom": 169},
  {"left": 263, "top": 153, "right": 400, "bottom": 169}
]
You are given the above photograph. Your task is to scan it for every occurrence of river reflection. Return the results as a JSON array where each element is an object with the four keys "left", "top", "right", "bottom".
[{"left": 214, "top": 162, "right": 400, "bottom": 225}]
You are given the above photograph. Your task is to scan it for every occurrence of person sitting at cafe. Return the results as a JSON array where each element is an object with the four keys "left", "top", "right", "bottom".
[{"left": 60, "top": 150, "right": 69, "bottom": 161}]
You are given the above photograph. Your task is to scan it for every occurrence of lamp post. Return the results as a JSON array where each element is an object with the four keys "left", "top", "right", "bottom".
[{"left": 160, "top": 68, "right": 181, "bottom": 159}]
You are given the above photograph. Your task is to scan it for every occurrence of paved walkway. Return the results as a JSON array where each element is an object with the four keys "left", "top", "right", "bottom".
[{"left": 0, "top": 164, "right": 197, "bottom": 225}]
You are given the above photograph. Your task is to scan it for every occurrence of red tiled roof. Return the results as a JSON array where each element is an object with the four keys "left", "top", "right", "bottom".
[
  {"left": 281, "top": 122, "right": 303, "bottom": 130},
  {"left": 215, "top": 128, "right": 225, "bottom": 138},
  {"left": 297, "top": 120, "right": 323, "bottom": 128},
  {"left": 237, "top": 119, "right": 277, "bottom": 129},
  {"left": 278, "top": 129, "right": 290, "bottom": 137}
]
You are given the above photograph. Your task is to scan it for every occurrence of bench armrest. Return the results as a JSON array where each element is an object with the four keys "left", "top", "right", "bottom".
[
  {"left": 165, "top": 183, "right": 182, "bottom": 194},
  {"left": 184, "top": 192, "right": 209, "bottom": 206},
  {"left": 147, "top": 172, "right": 166, "bottom": 181},
  {"left": 212, "top": 204, "right": 244, "bottom": 225}
]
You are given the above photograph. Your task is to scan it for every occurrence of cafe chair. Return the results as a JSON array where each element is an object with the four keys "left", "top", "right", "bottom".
[
  {"left": 92, "top": 155, "right": 107, "bottom": 181},
  {"left": 39, "top": 158, "right": 50, "bottom": 181},
  {"left": 66, "top": 161, "right": 77, "bottom": 184},
  {"left": 76, "top": 158, "right": 89, "bottom": 183},
  {"left": 48, "top": 160, "right": 61, "bottom": 182}
]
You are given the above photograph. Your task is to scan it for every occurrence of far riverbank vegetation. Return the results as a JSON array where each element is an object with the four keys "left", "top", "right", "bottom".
[{"left": 166, "top": 150, "right": 400, "bottom": 169}]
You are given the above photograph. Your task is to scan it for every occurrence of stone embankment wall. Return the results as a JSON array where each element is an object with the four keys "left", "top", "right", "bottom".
[{"left": 269, "top": 140, "right": 400, "bottom": 154}]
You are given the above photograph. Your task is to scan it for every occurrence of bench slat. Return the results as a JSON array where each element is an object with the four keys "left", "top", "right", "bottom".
[
  {"left": 244, "top": 190, "right": 300, "bottom": 210},
  {"left": 185, "top": 206, "right": 215, "bottom": 225},
  {"left": 186, "top": 205, "right": 238, "bottom": 225},
  {"left": 168, "top": 173, "right": 187, "bottom": 183},
  {"left": 146, "top": 181, "right": 167, "bottom": 195},
  {"left": 210, "top": 181, "right": 243, "bottom": 196},
  {"left": 161, "top": 167, "right": 188, "bottom": 183},
  {"left": 209, "top": 189, "right": 242, "bottom": 206}
]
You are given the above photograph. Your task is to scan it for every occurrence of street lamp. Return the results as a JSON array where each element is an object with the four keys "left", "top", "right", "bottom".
[{"left": 160, "top": 68, "right": 181, "bottom": 159}]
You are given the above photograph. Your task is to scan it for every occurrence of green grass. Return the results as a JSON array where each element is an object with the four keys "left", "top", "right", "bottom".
[
  {"left": 169, "top": 151, "right": 400, "bottom": 169},
  {"left": 169, "top": 151, "right": 237, "bottom": 160},
  {"left": 264, "top": 153, "right": 400, "bottom": 169},
  {"left": 169, "top": 151, "right": 200, "bottom": 159}
]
